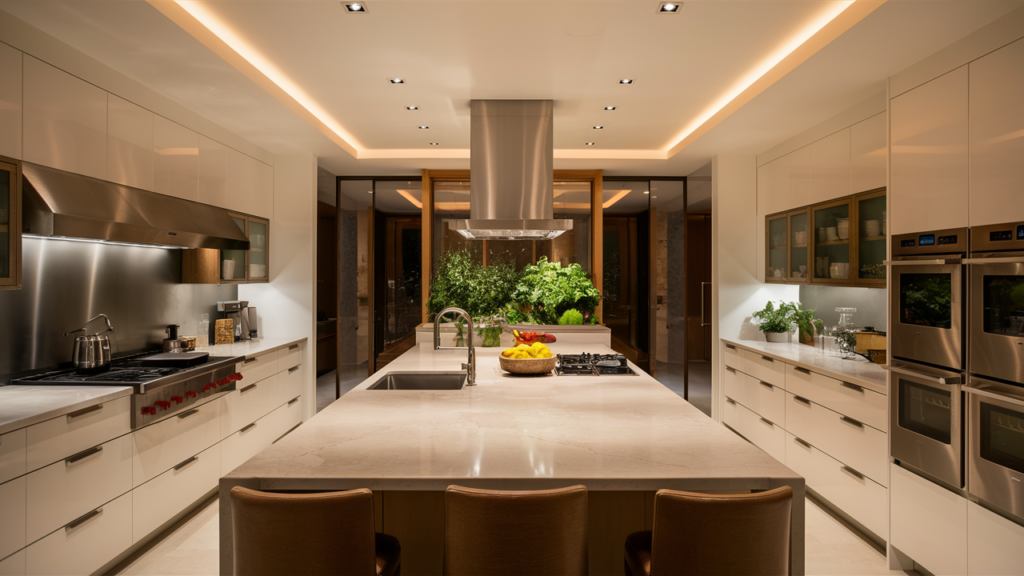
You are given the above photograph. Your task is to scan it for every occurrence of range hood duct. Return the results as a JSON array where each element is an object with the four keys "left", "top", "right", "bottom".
[
  {"left": 448, "top": 100, "right": 571, "bottom": 240},
  {"left": 21, "top": 163, "right": 250, "bottom": 250}
]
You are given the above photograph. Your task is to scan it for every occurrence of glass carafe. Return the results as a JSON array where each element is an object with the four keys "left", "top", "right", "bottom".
[{"left": 835, "top": 307, "right": 858, "bottom": 358}]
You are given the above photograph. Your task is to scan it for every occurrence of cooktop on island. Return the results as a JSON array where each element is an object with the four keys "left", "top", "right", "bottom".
[{"left": 556, "top": 353, "right": 637, "bottom": 376}]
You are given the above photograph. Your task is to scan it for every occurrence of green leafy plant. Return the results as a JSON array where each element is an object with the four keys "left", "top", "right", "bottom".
[
  {"left": 426, "top": 250, "right": 518, "bottom": 320},
  {"left": 790, "top": 304, "right": 823, "bottom": 345},
  {"left": 752, "top": 301, "right": 798, "bottom": 334},
  {"left": 557, "top": 309, "right": 584, "bottom": 325},
  {"left": 512, "top": 257, "right": 601, "bottom": 325}
]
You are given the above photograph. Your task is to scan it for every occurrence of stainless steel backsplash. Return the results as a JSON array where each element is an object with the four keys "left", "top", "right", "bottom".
[{"left": 0, "top": 238, "right": 237, "bottom": 380}]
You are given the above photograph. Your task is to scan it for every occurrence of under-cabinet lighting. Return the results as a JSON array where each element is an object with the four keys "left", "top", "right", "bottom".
[{"left": 24, "top": 234, "right": 183, "bottom": 249}]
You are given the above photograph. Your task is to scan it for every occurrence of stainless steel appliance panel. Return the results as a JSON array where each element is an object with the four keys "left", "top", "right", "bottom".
[
  {"left": 967, "top": 250, "right": 1024, "bottom": 385},
  {"left": 889, "top": 360, "right": 964, "bottom": 488},
  {"left": 967, "top": 377, "right": 1024, "bottom": 522},
  {"left": 889, "top": 258, "right": 964, "bottom": 371}
]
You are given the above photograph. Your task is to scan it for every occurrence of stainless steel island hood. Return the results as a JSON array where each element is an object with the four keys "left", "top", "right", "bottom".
[
  {"left": 21, "top": 163, "right": 250, "bottom": 250},
  {"left": 448, "top": 100, "right": 572, "bottom": 240}
]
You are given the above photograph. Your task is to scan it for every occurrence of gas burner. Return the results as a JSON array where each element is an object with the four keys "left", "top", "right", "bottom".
[{"left": 556, "top": 353, "right": 636, "bottom": 376}]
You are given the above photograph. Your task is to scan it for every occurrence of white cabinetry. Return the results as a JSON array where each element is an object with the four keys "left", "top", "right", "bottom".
[
  {"left": 0, "top": 45, "right": 22, "bottom": 160},
  {"left": 0, "top": 550, "right": 24, "bottom": 576},
  {"left": 809, "top": 128, "right": 850, "bottom": 203},
  {"left": 106, "top": 94, "right": 154, "bottom": 190},
  {"left": 0, "top": 427, "right": 26, "bottom": 484},
  {"left": 26, "top": 491, "right": 132, "bottom": 576},
  {"left": 132, "top": 397, "right": 221, "bottom": 487},
  {"left": 198, "top": 135, "right": 228, "bottom": 208},
  {"left": 22, "top": 56, "right": 107, "bottom": 180},
  {"left": 0, "top": 475, "right": 26, "bottom": 560},
  {"left": 132, "top": 442, "right": 221, "bottom": 544},
  {"left": 890, "top": 66, "right": 969, "bottom": 234},
  {"left": 969, "top": 37, "right": 1024, "bottom": 226},
  {"left": 890, "top": 463, "right": 967, "bottom": 576},
  {"left": 967, "top": 501, "right": 1024, "bottom": 575},
  {"left": 850, "top": 113, "right": 886, "bottom": 193},
  {"left": 153, "top": 116, "right": 199, "bottom": 201},
  {"left": 26, "top": 395, "right": 130, "bottom": 473}
]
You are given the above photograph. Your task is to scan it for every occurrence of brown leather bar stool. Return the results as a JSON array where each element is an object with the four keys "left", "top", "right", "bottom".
[
  {"left": 443, "top": 484, "right": 588, "bottom": 576},
  {"left": 230, "top": 486, "right": 400, "bottom": 576},
  {"left": 624, "top": 486, "right": 793, "bottom": 576}
]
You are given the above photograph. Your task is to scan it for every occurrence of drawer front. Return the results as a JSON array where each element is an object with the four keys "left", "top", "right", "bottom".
[
  {"left": 785, "top": 393, "right": 887, "bottom": 485},
  {"left": 891, "top": 463, "right": 967, "bottom": 576},
  {"left": 786, "top": 365, "right": 887, "bottom": 431},
  {"left": 281, "top": 363, "right": 302, "bottom": 406},
  {"left": 221, "top": 407, "right": 283, "bottom": 476},
  {"left": 26, "top": 434, "right": 132, "bottom": 544},
  {"left": 132, "top": 397, "right": 221, "bottom": 487},
  {"left": 0, "top": 550, "right": 24, "bottom": 576},
  {"left": 723, "top": 397, "right": 785, "bottom": 462},
  {"left": 721, "top": 341, "right": 745, "bottom": 374},
  {"left": 278, "top": 395, "right": 302, "bottom": 440},
  {"left": 221, "top": 371, "right": 281, "bottom": 438},
  {"left": 0, "top": 428, "right": 26, "bottom": 484},
  {"left": 26, "top": 396, "right": 130, "bottom": 473},
  {"left": 785, "top": 433, "right": 887, "bottom": 539},
  {"left": 0, "top": 476, "right": 26, "bottom": 560},
  {"left": 25, "top": 491, "right": 132, "bottom": 576},
  {"left": 740, "top": 350, "right": 786, "bottom": 388},
  {"left": 279, "top": 343, "right": 302, "bottom": 371},
  {"left": 239, "top": 350, "right": 280, "bottom": 385},
  {"left": 967, "top": 501, "right": 1024, "bottom": 576},
  {"left": 722, "top": 370, "right": 785, "bottom": 426},
  {"left": 133, "top": 442, "right": 220, "bottom": 544}
]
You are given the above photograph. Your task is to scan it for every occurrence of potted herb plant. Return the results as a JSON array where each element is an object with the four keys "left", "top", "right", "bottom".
[
  {"left": 752, "top": 301, "right": 798, "bottom": 343},
  {"left": 791, "top": 304, "right": 823, "bottom": 347}
]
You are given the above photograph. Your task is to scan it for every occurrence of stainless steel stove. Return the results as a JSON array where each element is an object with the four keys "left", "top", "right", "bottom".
[
  {"left": 12, "top": 352, "right": 244, "bottom": 429},
  {"left": 556, "top": 353, "right": 637, "bottom": 376}
]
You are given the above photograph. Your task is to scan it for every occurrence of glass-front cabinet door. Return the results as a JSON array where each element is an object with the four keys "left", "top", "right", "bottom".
[
  {"left": 788, "top": 208, "right": 810, "bottom": 283},
  {"left": 855, "top": 188, "right": 887, "bottom": 285},
  {"left": 0, "top": 158, "right": 20, "bottom": 290},
  {"left": 220, "top": 215, "right": 249, "bottom": 283},
  {"left": 247, "top": 217, "right": 269, "bottom": 282},
  {"left": 811, "top": 198, "right": 852, "bottom": 282},
  {"left": 766, "top": 213, "right": 788, "bottom": 282}
]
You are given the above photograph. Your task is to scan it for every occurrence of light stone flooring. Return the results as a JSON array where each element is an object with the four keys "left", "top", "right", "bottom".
[{"left": 108, "top": 492, "right": 913, "bottom": 576}]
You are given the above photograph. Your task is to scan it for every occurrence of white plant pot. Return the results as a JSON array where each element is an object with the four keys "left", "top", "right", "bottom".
[{"left": 765, "top": 331, "right": 790, "bottom": 343}]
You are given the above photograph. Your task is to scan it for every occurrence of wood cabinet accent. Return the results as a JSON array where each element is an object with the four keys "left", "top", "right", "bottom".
[
  {"left": 766, "top": 187, "right": 885, "bottom": 287},
  {"left": 0, "top": 157, "right": 20, "bottom": 290},
  {"left": 182, "top": 212, "right": 269, "bottom": 284}
]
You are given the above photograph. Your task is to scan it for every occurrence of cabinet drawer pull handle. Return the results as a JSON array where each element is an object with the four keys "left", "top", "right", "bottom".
[
  {"left": 66, "top": 445, "right": 103, "bottom": 465},
  {"left": 289, "top": 366, "right": 300, "bottom": 373},
  {"left": 67, "top": 404, "right": 102, "bottom": 420},
  {"left": 726, "top": 397, "right": 737, "bottom": 405},
  {"left": 794, "top": 437, "right": 811, "bottom": 449},
  {"left": 841, "top": 415, "right": 864, "bottom": 428},
  {"left": 761, "top": 355, "right": 774, "bottom": 363},
  {"left": 240, "top": 422, "right": 257, "bottom": 433},
  {"left": 793, "top": 395, "right": 811, "bottom": 405},
  {"left": 174, "top": 456, "right": 199, "bottom": 471},
  {"left": 243, "top": 357, "right": 258, "bottom": 365},
  {"left": 759, "top": 381, "right": 774, "bottom": 390},
  {"left": 240, "top": 384, "right": 257, "bottom": 393},
  {"left": 725, "top": 366, "right": 736, "bottom": 373},
  {"left": 759, "top": 417, "right": 774, "bottom": 427},
  {"left": 725, "top": 344, "right": 737, "bottom": 350},
  {"left": 177, "top": 409, "right": 200, "bottom": 420},
  {"left": 841, "top": 465, "right": 865, "bottom": 480},
  {"left": 289, "top": 344, "right": 299, "bottom": 350},
  {"left": 288, "top": 397, "right": 300, "bottom": 406},
  {"left": 841, "top": 381, "right": 864, "bottom": 393},
  {"left": 66, "top": 508, "right": 102, "bottom": 531},
  {"left": 794, "top": 367, "right": 811, "bottom": 375}
]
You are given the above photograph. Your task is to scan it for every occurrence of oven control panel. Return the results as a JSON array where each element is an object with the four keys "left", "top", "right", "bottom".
[
  {"left": 892, "top": 227, "right": 969, "bottom": 257},
  {"left": 971, "top": 222, "right": 1024, "bottom": 253}
]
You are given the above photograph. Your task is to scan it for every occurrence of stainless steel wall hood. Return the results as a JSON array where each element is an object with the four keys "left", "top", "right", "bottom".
[
  {"left": 449, "top": 100, "right": 571, "bottom": 240},
  {"left": 21, "top": 163, "right": 250, "bottom": 250}
]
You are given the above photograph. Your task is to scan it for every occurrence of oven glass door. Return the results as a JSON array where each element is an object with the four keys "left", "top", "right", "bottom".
[
  {"left": 980, "top": 403, "right": 1024, "bottom": 474},
  {"left": 890, "top": 362, "right": 963, "bottom": 488},
  {"left": 968, "top": 380, "right": 1024, "bottom": 522},
  {"left": 969, "top": 259, "right": 1024, "bottom": 384},
  {"left": 890, "top": 261, "right": 963, "bottom": 370},
  {"left": 900, "top": 379, "right": 953, "bottom": 444}
]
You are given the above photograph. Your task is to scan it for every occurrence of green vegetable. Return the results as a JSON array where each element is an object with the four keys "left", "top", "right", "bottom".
[{"left": 558, "top": 309, "right": 584, "bottom": 325}]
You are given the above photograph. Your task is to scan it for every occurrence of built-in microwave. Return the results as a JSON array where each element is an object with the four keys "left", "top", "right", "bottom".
[
  {"left": 966, "top": 222, "right": 1024, "bottom": 386},
  {"left": 967, "top": 377, "right": 1024, "bottom": 523}
]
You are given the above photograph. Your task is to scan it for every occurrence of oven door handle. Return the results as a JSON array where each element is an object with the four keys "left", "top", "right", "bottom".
[
  {"left": 965, "top": 385, "right": 1024, "bottom": 408},
  {"left": 884, "top": 259, "right": 959, "bottom": 266},
  {"left": 963, "top": 257, "right": 1024, "bottom": 265},
  {"left": 885, "top": 363, "right": 961, "bottom": 385},
  {"left": 966, "top": 376, "right": 1024, "bottom": 408}
]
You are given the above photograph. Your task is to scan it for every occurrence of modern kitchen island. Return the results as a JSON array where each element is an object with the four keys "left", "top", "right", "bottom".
[{"left": 220, "top": 344, "right": 805, "bottom": 576}]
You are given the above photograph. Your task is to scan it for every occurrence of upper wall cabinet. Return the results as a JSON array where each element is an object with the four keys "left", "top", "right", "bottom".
[
  {"left": 0, "top": 45, "right": 22, "bottom": 160},
  {"left": 182, "top": 212, "right": 269, "bottom": 284},
  {"left": 891, "top": 66, "right": 969, "bottom": 235},
  {"left": 154, "top": 116, "right": 199, "bottom": 202},
  {"left": 106, "top": 95, "right": 154, "bottom": 190},
  {"left": 198, "top": 136, "right": 227, "bottom": 209},
  {"left": 809, "top": 128, "right": 851, "bottom": 202},
  {"left": 969, "top": 38, "right": 1024, "bottom": 227},
  {"left": 0, "top": 157, "right": 22, "bottom": 290},
  {"left": 851, "top": 113, "right": 887, "bottom": 193}
]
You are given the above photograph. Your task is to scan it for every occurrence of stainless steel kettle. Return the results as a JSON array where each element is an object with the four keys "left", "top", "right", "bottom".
[{"left": 64, "top": 314, "right": 114, "bottom": 370}]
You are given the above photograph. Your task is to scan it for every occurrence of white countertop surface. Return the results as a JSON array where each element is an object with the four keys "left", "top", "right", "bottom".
[
  {"left": 0, "top": 385, "right": 132, "bottom": 435},
  {"left": 226, "top": 344, "right": 799, "bottom": 491},
  {"left": 721, "top": 338, "right": 887, "bottom": 394},
  {"left": 196, "top": 337, "right": 307, "bottom": 359}
]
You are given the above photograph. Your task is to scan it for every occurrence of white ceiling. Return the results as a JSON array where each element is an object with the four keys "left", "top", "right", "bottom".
[{"left": 1, "top": 0, "right": 1021, "bottom": 178}]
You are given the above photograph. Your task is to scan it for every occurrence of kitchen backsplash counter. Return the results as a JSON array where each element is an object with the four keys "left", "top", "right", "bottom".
[
  {"left": 195, "top": 337, "right": 307, "bottom": 360},
  {"left": 721, "top": 338, "right": 887, "bottom": 394},
  {"left": 0, "top": 385, "right": 132, "bottom": 435}
]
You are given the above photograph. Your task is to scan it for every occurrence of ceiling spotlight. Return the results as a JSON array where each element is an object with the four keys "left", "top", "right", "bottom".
[
  {"left": 593, "top": 126, "right": 604, "bottom": 130},
  {"left": 585, "top": 142, "right": 595, "bottom": 146},
  {"left": 345, "top": 2, "right": 367, "bottom": 12},
  {"left": 389, "top": 78, "right": 404, "bottom": 84},
  {"left": 644, "top": 190, "right": 650, "bottom": 194},
  {"left": 406, "top": 106, "right": 418, "bottom": 110},
  {"left": 418, "top": 126, "right": 429, "bottom": 129},
  {"left": 619, "top": 78, "right": 634, "bottom": 84},
  {"left": 604, "top": 106, "right": 616, "bottom": 110},
  {"left": 429, "top": 142, "right": 439, "bottom": 146},
  {"left": 658, "top": 2, "right": 680, "bottom": 13}
]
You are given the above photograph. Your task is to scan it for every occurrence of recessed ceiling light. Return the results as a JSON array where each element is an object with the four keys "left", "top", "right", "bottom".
[
  {"left": 593, "top": 126, "right": 604, "bottom": 130},
  {"left": 406, "top": 106, "right": 418, "bottom": 110},
  {"left": 345, "top": 2, "right": 367, "bottom": 13},
  {"left": 619, "top": 78, "right": 634, "bottom": 84},
  {"left": 429, "top": 142, "right": 439, "bottom": 146},
  {"left": 418, "top": 126, "right": 429, "bottom": 129},
  {"left": 644, "top": 190, "right": 650, "bottom": 194},
  {"left": 389, "top": 78, "right": 404, "bottom": 84},
  {"left": 658, "top": 2, "right": 680, "bottom": 14},
  {"left": 585, "top": 142, "right": 595, "bottom": 146},
  {"left": 604, "top": 106, "right": 616, "bottom": 111}
]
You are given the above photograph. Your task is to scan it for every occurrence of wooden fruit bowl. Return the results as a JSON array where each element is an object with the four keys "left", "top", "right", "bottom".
[{"left": 499, "top": 356, "right": 557, "bottom": 375}]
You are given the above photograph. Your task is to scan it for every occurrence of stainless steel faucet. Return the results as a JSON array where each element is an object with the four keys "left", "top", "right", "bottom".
[{"left": 434, "top": 307, "right": 476, "bottom": 386}]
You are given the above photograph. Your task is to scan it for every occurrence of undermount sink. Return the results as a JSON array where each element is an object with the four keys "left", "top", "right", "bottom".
[{"left": 368, "top": 371, "right": 467, "bottom": 390}]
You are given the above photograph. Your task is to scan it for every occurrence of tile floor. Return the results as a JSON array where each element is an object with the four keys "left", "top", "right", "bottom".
[{"left": 108, "top": 492, "right": 913, "bottom": 576}]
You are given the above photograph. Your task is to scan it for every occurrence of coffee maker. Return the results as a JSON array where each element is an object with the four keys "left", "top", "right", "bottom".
[{"left": 217, "top": 301, "right": 259, "bottom": 341}]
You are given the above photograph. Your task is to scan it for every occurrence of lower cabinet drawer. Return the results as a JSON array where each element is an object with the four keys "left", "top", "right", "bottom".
[
  {"left": 0, "top": 550, "right": 25, "bottom": 576},
  {"left": 967, "top": 501, "right": 1024, "bottom": 576},
  {"left": 891, "top": 463, "right": 967, "bottom": 576},
  {"left": 740, "top": 349, "right": 786, "bottom": 388},
  {"left": 25, "top": 491, "right": 132, "bottom": 576},
  {"left": 722, "top": 370, "right": 785, "bottom": 425},
  {"left": 281, "top": 363, "right": 302, "bottom": 406},
  {"left": 221, "top": 406, "right": 285, "bottom": 476},
  {"left": 238, "top": 350, "right": 280, "bottom": 387},
  {"left": 221, "top": 372, "right": 280, "bottom": 438},
  {"left": 0, "top": 476, "right": 26, "bottom": 560},
  {"left": 721, "top": 341, "right": 746, "bottom": 374},
  {"left": 277, "top": 395, "right": 302, "bottom": 441},
  {"left": 279, "top": 343, "right": 302, "bottom": 372},
  {"left": 26, "top": 396, "right": 130, "bottom": 474},
  {"left": 785, "top": 433, "right": 887, "bottom": 540},
  {"left": 0, "top": 428, "right": 26, "bottom": 485},
  {"left": 786, "top": 365, "right": 887, "bottom": 431},
  {"left": 722, "top": 397, "right": 785, "bottom": 462},
  {"left": 785, "top": 393, "right": 887, "bottom": 486},
  {"left": 133, "top": 442, "right": 221, "bottom": 544},
  {"left": 133, "top": 397, "right": 221, "bottom": 487},
  {"left": 26, "top": 434, "right": 132, "bottom": 544}
]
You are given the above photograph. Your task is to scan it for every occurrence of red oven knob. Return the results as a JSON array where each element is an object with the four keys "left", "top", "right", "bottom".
[
  {"left": 155, "top": 401, "right": 171, "bottom": 411},
  {"left": 141, "top": 406, "right": 155, "bottom": 415},
  {"left": 203, "top": 383, "right": 212, "bottom": 391},
  {"left": 186, "top": 391, "right": 197, "bottom": 399},
  {"left": 171, "top": 395, "right": 183, "bottom": 404},
  {"left": 233, "top": 373, "right": 243, "bottom": 381}
]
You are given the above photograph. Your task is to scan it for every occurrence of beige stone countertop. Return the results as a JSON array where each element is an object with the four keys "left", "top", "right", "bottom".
[
  {"left": 225, "top": 344, "right": 800, "bottom": 492},
  {"left": 0, "top": 385, "right": 132, "bottom": 435},
  {"left": 196, "top": 337, "right": 306, "bottom": 360},
  {"left": 721, "top": 338, "right": 887, "bottom": 395}
]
